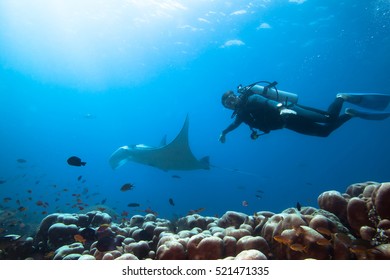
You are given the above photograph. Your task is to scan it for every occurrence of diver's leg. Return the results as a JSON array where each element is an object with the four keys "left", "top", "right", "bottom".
[
  {"left": 327, "top": 96, "right": 345, "bottom": 118},
  {"left": 324, "top": 114, "right": 353, "bottom": 136},
  {"left": 292, "top": 96, "right": 345, "bottom": 123},
  {"left": 285, "top": 114, "right": 352, "bottom": 137},
  {"left": 292, "top": 105, "right": 330, "bottom": 122}
]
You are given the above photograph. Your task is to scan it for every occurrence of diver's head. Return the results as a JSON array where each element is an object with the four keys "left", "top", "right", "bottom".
[{"left": 222, "top": 90, "right": 240, "bottom": 110}]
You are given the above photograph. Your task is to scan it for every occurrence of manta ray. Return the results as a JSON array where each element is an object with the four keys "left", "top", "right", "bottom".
[{"left": 109, "top": 115, "right": 210, "bottom": 171}]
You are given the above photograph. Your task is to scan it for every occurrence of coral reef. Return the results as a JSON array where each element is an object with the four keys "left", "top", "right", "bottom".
[{"left": 1, "top": 181, "right": 389, "bottom": 260}]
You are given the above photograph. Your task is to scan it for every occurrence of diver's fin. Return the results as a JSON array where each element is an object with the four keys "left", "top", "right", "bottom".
[
  {"left": 345, "top": 108, "right": 390, "bottom": 120},
  {"left": 339, "top": 93, "right": 390, "bottom": 111}
]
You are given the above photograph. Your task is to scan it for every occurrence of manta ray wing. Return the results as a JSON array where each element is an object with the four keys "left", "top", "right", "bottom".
[{"left": 109, "top": 115, "right": 209, "bottom": 171}]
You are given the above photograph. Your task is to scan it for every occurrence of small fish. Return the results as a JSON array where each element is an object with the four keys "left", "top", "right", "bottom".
[
  {"left": 349, "top": 245, "right": 368, "bottom": 256},
  {"left": 127, "top": 203, "right": 140, "bottom": 207},
  {"left": 2, "top": 197, "right": 12, "bottom": 203},
  {"left": 120, "top": 183, "right": 135, "bottom": 192},
  {"left": 144, "top": 207, "right": 158, "bottom": 216},
  {"left": 171, "top": 175, "right": 181, "bottom": 179},
  {"left": 187, "top": 207, "right": 205, "bottom": 215},
  {"left": 77, "top": 175, "right": 82, "bottom": 181},
  {"left": 67, "top": 156, "right": 86, "bottom": 167},
  {"left": 44, "top": 251, "right": 55, "bottom": 259},
  {"left": 316, "top": 238, "right": 331, "bottom": 246},
  {"left": 296, "top": 202, "right": 302, "bottom": 211},
  {"left": 16, "top": 159, "right": 27, "bottom": 163},
  {"left": 97, "top": 224, "right": 111, "bottom": 234},
  {"left": 101, "top": 198, "right": 107, "bottom": 204},
  {"left": 273, "top": 235, "right": 291, "bottom": 245},
  {"left": 0, "top": 180, "right": 6, "bottom": 184},
  {"left": 168, "top": 198, "right": 175, "bottom": 206},
  {"left": 18, "top": 206, "right": 27, "bottom": 212},
  {"left": 74, "top": 234, "right": 86, "bottom": 244},
  {"left": 255, "top": 194, "right": 262, "bottom": 199},
  {"left": 121, "top": 210, "right": 129, "bottom": 216},
  {"left": 242, "top": 200, "right": 248, "bottom": 207},
  {"left": 289, "top": 243, "right": 308, "bottom": 253}
]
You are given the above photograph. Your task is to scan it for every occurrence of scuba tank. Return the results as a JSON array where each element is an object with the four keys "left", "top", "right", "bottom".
[
  {"left": 236, "top": 80, "right": 298, "bottom": 140},
  {"left": 237, "top": 81, "right": 298, "bottom": 106}
]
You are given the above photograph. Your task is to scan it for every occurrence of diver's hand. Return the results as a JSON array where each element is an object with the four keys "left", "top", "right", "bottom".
[
  {"left": 219, "top": 133, "right": 226, "bottom": 143},
  {"left": 279, "top": 108, "right": 297, "bottom": 116}
]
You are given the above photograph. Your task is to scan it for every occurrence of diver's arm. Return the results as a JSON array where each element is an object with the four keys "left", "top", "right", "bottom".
[{"left": 219, "top": 118, "right": 242, "bottom": 143}]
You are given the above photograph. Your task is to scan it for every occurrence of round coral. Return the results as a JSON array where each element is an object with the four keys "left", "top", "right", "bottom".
[
  {"left": 187, "top": 235, "right": 224, "bottom": 260},
  {"left": 347, "top": 197, "right": 372, "bottom": 234},
  {"left": 374, "top": 183, "right": 390, "bottom": 220},
  {"left": 156, "top": 240, "right": 186, "bottom": 260},
  {"left": 317, "top": 191, "right": 348, "bottom": 223}
]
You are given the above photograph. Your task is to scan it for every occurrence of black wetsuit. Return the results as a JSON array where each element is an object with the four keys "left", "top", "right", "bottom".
[{"left": 222, "top": 93, "right": 352, "bottom": 137}]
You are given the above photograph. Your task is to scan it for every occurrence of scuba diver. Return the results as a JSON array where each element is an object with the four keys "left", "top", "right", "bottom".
[{"left": 219, "top": 81, "right": 390, "bottom": 142}]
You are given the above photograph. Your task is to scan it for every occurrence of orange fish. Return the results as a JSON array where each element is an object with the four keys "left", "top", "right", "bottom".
[
  {"left": 273, "top": 235, "right": 292, "bottom": 245},
  {"left": 316, "top": 238, "right": 331, "bottom": 246},
  {"left": 18, "top": 206, "right": 27, "bottom": 212},
  {"left": 349, "top": 245, "right": 368, "bottom": 255},
  {"left": 44, "top": 251, "right": 55, "bottom": 259},
  {"left": 121, "top": 210, "right": 129, "bottom": 217},
  {"left": 74, "top": 234, "right": 86, "bottom": 244},
  {"left": 144, "top": 207, "right": 158, "bottom": 216},
  {"left": 289, "top": 243, "right": 308, "bottom": 253},
  {"left": 292, "top": 225, "right": 305, "bottom": 236},
  {"left": 36, "top": 200, "right": 44, "bottom": 206}
]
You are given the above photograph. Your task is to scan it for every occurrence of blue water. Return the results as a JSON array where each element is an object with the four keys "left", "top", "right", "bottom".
[{"left": 1, "top": 0, "right": 389, "bottom": 231}]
